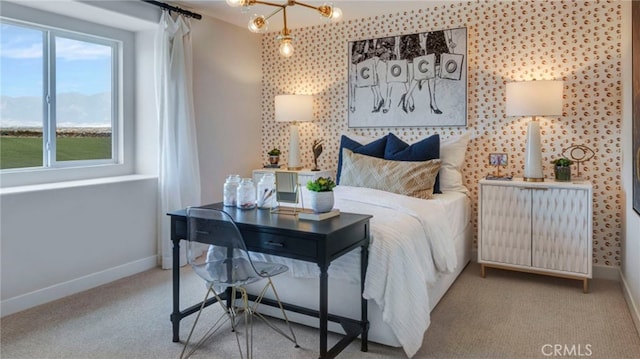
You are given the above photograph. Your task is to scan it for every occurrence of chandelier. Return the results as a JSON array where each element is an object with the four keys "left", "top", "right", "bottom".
[{"left": 226, "top": 0, "right": 343, "bottom": 57}]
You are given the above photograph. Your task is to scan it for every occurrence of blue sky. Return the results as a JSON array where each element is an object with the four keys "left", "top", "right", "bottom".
[{"left": 1, "top": 22, "right": 112, "bottom": 97}]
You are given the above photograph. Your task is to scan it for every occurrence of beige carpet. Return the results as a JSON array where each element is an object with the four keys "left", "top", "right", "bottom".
[{"left": 2, "top": 262, "right": 639, "bottom": 359}]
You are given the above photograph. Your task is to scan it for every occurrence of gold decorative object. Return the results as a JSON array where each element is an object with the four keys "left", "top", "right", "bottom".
[
  {"left": 562, "top": 144, "right": 595, "bottom": 181},
  {"left": 225, "top": 0, "right": 342, "bottom": 57},
  {"left": 311, "top": 139, "right": 323, "bottom": 171}
]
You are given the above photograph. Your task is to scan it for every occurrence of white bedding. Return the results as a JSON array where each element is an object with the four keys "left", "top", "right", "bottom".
[{"left": 251, "top": 185, "right": 463, "bottom": 357}]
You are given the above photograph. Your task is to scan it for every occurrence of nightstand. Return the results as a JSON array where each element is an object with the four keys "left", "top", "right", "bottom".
[
  {"left": 252, "top": 168, "right": 333, "bottom": 206},
  {"left": 478, "top": 178, "right": 593, "bottom": 292}
]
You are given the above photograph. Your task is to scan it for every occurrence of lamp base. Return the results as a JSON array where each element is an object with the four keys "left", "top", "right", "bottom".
[
  {"left": 287, "top": 123, "right": 302, "bottom": 171},
  {"left": 523, "top": 176, "right": 544, "bottom": 182},
  {"left": 523, "top": 119, "right": 544, "bottom": 182}
]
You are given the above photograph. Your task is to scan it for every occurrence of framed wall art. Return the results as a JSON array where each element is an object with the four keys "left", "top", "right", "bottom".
[{"left": 348, "top": 27, "right": 467, "bottom": 128}]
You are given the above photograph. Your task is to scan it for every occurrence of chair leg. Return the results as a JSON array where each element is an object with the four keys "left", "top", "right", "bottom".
[
  {"left": 250, "top": 279, "right": 299, "bottom": 348},
  {"left": 181, "top": 286, "right": 213, "bottom": 359},
  {"left": 239, "top": 288, "right": 253, "bottom": 359},
  {"left": 181, "top": 285, "right": 243, "bottom": 359},
  {"left": 228, "top": 286, "right": 245, "bottom": 359},
  {"left": 267, "top": 278, "right": 299, "bottom": 348}
]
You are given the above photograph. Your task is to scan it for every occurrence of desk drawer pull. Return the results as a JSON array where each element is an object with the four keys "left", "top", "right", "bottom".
[{"left": 266, "top": 241, "right": 284, "bottom": 247}]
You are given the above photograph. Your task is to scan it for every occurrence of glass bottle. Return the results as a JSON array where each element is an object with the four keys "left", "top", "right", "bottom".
[
  {"left": 236, "top": 178, "right": 256, "bottom": 210},
  {"left": 223, "top": 174, "right": 241, "bottom": 207},
  {"left": 256, "top": 173, "right": 276, "bottom": 209}
]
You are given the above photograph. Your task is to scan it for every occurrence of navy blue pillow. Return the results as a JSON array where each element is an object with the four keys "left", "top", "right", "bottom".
[
  {"left": 336, "top": 135, "right": 388, "bottom": 184},
  {"left": 384, "top": 133, "right": 441, "bottom": 193}
]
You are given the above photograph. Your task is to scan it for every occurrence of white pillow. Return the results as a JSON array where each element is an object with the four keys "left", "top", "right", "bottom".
[{"left": 439, "top": 132, "right": 470, "bottom": 194}]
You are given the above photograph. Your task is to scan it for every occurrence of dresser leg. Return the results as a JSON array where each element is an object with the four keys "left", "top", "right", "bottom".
[
  {"left": 583, "top": 279, "right": 589, "bottom": 293},
  {"left": 481, "top": 264, "right": 486, "bottom": 278}
]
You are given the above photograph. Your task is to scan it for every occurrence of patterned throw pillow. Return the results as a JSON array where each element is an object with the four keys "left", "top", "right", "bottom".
[
  {"left": 339, "top": 148, "right": 442, "bottom": 199},
  {"left": 336, "top": 134, "right": 388, "bottom": 184},
  {"left": 384, "top": 133, "right": 441, "bottom": 193}
]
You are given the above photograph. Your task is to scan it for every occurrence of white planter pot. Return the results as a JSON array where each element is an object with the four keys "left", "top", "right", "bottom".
[{"left": 309, "top": 191, "right": 334, "bottom": 213}]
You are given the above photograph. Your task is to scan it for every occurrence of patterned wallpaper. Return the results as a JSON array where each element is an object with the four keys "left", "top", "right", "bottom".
[{"left": 260, "top": 0, "right": 622, "bottom": 266}]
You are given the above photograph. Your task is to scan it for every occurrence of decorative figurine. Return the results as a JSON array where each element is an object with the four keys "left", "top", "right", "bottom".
[
  {"left": 561, "top": 144, "right": 595, "bottom": 182},
  {"left": 311, "top": 139, "right": 324, "bottom": 171}
]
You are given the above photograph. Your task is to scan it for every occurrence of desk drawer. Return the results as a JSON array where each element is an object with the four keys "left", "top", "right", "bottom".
[{"left": 243, "top": 230, "right": 317, "bottom": 261}]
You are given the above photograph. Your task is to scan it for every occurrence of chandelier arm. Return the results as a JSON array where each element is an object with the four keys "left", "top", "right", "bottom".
[
  {"left": 253, "top": 0, "right": 287, "bottom": 8},
  {"left": 263, "top": 6, "right": 285, "bottom": 21},
  {"left": 291, "top": 1, "right": 320, "bottom": 11},
  {"left": 282, "top": 6, "right": 289, "bottom": 35}
]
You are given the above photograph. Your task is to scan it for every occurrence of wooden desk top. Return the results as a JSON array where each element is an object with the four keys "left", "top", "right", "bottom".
[{"left": 168, "top": 202, "right": 372, "bottom": 236}]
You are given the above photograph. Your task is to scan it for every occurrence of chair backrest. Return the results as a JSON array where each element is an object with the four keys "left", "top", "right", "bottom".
[{"left": 186, "top": 207, "right": 261, "bottom": 285}]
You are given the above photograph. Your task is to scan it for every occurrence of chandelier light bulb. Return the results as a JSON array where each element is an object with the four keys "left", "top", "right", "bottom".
[
  {"left": 279, "top": 38, "right": 294, "bottom": 57},
  {"left": 248, "top": 15, "right": 268, "bottom": 33},
  {"left": 330, "top": 7, "right": 342, "bottom": 22},
  {"left": 317, "top": 3, "right": 333, "bottom": 19},
  {"left": 226, "top": 0, "right": 243, "bottom": 7}
]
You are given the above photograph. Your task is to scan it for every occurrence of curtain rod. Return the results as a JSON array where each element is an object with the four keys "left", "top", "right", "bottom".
[{"left": 142, "top": 0, "right": 202, "bottom": 20}]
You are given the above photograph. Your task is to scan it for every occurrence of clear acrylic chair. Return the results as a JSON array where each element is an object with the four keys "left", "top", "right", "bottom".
[{"left": 181, "top": 207, "right": 298, "bottom": 359}]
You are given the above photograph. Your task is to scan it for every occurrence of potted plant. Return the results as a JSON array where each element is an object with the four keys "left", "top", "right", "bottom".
[
  {"left": 306, "top": 177, "right": 336, "bottom": 213},
  {"left": 267, "top": 148, "right": 281, "bottom": 165},
  {"left": 551, "top": 157, "right": 573, "bottom": 182}
]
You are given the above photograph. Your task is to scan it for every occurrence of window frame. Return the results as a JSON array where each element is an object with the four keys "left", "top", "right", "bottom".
[
  {"left": 47, "top": 28, "right": 120, "bottom": 169},
  {"left": 0, "top": 2, "right": 135, "bottom": 187}
]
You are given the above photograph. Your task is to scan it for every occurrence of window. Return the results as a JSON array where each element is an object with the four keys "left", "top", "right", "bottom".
[{"left": 0, "top": 20, "right": 119, "bottom": 171}]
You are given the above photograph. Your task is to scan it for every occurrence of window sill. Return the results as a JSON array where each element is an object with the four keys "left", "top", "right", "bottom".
[{"left": 0, "top": 174, "right": 157, "bottom": 195}]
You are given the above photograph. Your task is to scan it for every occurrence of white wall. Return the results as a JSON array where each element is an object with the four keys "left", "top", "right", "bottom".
[
  {"left": 621, "top": 1, "right": 640, "bottom": 334},
  {"left": 135, "top": 28, "right": 160, "bottom": 176},
  {"left": 0, "top": 176, "right": 158, "bottom": 315},
  {"left": 190, "top": 16, "right": 262, "bottom": 204}
]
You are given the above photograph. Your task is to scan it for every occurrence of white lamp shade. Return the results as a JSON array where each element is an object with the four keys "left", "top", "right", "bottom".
[
  {"left": 506, "top": 80, "right": 563, "bottom": 116},
  {"left": 275, "top": 95, "right": 313, "bottom": 123}
]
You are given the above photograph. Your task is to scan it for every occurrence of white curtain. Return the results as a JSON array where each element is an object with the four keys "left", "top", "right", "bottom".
[{"left": 155, "top": 12, "right": 202, "bottom": 269}]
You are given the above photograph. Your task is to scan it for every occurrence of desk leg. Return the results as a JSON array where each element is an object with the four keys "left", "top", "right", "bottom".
[
  {"left": 361, "top": 242, "right": 369, "bottom": 352},
  {"left": 171, "top": 218, "right": 181, "bottom": 343},
  {"left": 319, "top": 264, "right": 329, "bottom": 358}
]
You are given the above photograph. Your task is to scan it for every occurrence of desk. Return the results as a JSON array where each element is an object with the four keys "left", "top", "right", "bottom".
[{"left": 168, "top": 203, "right": 372, "bottom": 358}]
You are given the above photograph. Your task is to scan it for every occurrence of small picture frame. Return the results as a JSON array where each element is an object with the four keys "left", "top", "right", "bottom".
[
  {"left": 489, "top": 153, "right": 508, "bottom": 167},
  {"left": 486, "top": 153, "right": 511, "bottom": 180}
]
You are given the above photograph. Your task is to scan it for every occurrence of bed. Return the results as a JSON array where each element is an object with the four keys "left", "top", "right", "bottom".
[{"left": 245, "top": 132, "right": 472, "bottom": 357}]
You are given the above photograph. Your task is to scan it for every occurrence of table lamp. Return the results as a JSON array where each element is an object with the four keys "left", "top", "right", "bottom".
[
  {"left": 275, "top": 94, "right": 313, "bottom": 170},
  {"left": 506, "top": 80, "right": 563, "bottom": 182}
]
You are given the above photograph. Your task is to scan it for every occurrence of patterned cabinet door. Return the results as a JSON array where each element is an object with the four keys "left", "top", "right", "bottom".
[
  {"left": 531, "top": 187, "right": 590, "bottom": 274},
  {"left": 480, "top": 184, "right": 532, "bottom": 266}
]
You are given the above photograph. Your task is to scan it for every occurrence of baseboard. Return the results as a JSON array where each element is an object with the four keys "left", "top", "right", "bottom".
[
  {"left": 620, "top": 269, "right": 640, "bottom": 338},
  {"left": 0, "top": 256, "right": 157, "bottom": 317},
  {"left": 593, "top": 264, "right": 620, "bottom": 281}
]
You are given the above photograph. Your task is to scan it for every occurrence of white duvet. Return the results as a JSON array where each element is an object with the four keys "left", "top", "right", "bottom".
[{"left": 251, "top": 185, "right": 458, "bottom": 357}]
